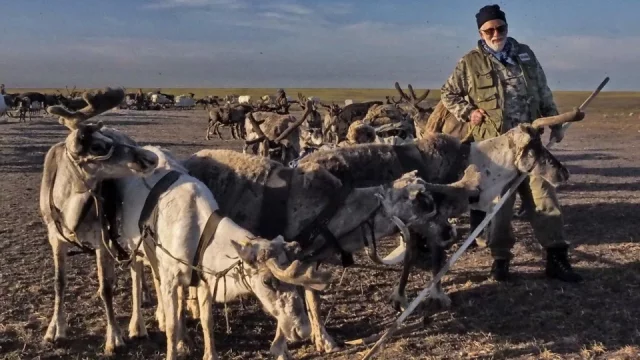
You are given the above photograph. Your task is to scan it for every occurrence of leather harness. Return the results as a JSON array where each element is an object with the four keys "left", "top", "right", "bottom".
[
  {"left": 259, "top": 165, "right": 356, "bottom": 267},
  {"left": 137, "top": 170, "right": 223, "bottom": 287}
]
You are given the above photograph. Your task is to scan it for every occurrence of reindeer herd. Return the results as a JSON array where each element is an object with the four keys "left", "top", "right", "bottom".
[{"left": 35, "top": 84, "right": 586, "bottom": 360}]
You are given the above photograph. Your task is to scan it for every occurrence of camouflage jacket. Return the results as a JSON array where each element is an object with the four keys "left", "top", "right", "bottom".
[{"left": 440, "top": 37, "right": 559, "bottom": 135}]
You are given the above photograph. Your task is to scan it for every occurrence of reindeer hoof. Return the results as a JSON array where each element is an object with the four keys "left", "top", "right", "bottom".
[
  {"left": 43, "top": 323, "right": 67, "bottom": 344},
  {"left": 128, "top": 323, "right": 148, "bottom": 339},
  {"left": 311, "top": 331, "right": 341, "bottom": 353},
  {"left": 389, "top": 293, "right": 409, "bottom": 312},
  {"left": 104, "top": 339, "right": 125, "bottom": 356},
  {"left": 423, "top": 290, "right": 452, "bottom": 313},
  {"left": 177, "top": 340, "right": 191, "bottom": 356}
]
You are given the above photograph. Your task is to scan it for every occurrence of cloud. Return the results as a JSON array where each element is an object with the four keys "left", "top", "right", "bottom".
[
  {"left": 2, "top": 0, "right": 639, "bottom": 91},
  {"left": 266, "top": 3, "right": 313, "bottom": 16},
  {"left": 143, "top": 0, "right": 248, "bottom": 10}
]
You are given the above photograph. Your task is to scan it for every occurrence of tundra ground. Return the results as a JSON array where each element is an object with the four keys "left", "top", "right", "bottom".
[{"left": 1, "top": 91, "right": 639, "bottom": 360}]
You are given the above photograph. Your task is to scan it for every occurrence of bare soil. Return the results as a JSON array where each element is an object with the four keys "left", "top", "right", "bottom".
[{"left": 1, "top": 101, "right": 639, "bottom": 360}]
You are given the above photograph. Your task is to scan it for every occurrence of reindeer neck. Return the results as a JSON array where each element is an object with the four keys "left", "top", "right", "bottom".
[
  {"left": 48, "top": 151, "right": 104, "bottom": 242},
  {"left": 470, "top": 136, "right": 519, "bottom": 210},
  {"left": 207, "top": 217, "right": 258, "bottom": 302},
  {"left": 60, "top": 151, "right": 101, "bottom": 193},
  {"left": 326, "top": 186, "right": 396, "bottom": 254}
]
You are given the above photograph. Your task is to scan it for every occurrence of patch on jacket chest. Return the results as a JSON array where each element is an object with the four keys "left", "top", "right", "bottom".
[{"left": 518, "top": 53, "right": 531, "bottom": 62}]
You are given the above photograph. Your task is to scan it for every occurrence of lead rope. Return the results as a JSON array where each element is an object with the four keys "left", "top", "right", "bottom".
[
  {"left": 146, "top": 232, "right": 252, "bottom": 334},
  {"left": 64, "top": 143, "right": 252, "bottom": 333}
]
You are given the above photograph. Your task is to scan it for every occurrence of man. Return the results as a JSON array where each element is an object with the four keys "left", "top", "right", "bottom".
[
  {"left": 274, "top": 88, "right": 290, "bottom": 114},
  {"left": 440, "top": 4, "right": 582, "bottom": 283}
]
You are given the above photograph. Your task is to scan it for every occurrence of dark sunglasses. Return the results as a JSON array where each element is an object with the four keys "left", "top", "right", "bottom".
[{"left": 480, "top": 24, "right": 508, "bottom": 37}]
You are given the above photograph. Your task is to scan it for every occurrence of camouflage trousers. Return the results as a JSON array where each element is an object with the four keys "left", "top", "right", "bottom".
[{"left": 486, "top": 175, "right": 569, "bottom": 260}]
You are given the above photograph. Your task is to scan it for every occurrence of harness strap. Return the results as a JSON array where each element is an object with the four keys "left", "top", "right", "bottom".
[
  {"left": 49, "top": 161, "right": 98, "bottom": 254},
  {"left": 393, "top": 143, "right": 429, "bottom": 180},
  {"left": 138, "top": 170, "right": 182, "bottom": 238},
  {"left": 190, "top": 210, "right": 224, "bottom": 286},
  {"left": 258, "top": 166, "right": 295, "bottom": 239},
  {"left": 295, "top": 186, "right": 354, "bottom": 267}
]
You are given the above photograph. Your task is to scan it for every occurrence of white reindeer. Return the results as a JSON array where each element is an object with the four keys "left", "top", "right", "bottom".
[
  {"left": 40, "top": 88, "right": 160, "bottom": 355},
  {"left": 113, "top": 146, "right": 332, "bottom": 360}
]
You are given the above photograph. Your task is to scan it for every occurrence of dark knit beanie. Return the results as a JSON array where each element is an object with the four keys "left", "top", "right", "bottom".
[{"left": 476, "top": 5, "right": 506, "bottom": 29}]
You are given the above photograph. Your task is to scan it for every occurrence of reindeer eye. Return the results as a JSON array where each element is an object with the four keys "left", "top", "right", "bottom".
[
  {"left": 89, "top": 142, "right": 111, "bottom": 156},
  {"left": 263, "top": 276, "right": 279, "bottom": 289}
]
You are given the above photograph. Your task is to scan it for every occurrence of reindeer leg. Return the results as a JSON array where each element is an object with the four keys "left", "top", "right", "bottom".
[
  {"left": 390, "top": 234, "right": 415, "bottom": 312},
  {"left": 424, "top": 243, "right": 451, "bottom": 311},
  {"left": 186, "top": 286, "right": 200, "bottom": 320},
  {"left": 305, "top": 289, "right": 340, "bottom": 353},
  {"left": 175, "top": 286, "right": 190, "bottom": 355},
  {"left": 44, "top": 235, "right": 68, "bottom": 343},
  {"left": 216, "top": 123, "right": 224, "bottom": 140},
  {"left": 128, "top": 259, "right": 148, "bottom": 339},
  {"left": 141, "top": 241, "right": 165, "bottom": 331},
  {"left": 140, "top": 267, "right": 153, "bottom": 307},
  {"left": 199, "top": 284, "right": 218, "bottom": 360},
  {"left": 95, "top": 247, "right": 125, "bottom": 355},
  {"left": 160, "top": 274, "right": 180, "bottom": 360},
  {"left": 152, "top": 268, "right": 165, "bottom": 332},
  {"left": 230, "top": 123, "right": 237, "bottom": 140},
  {"left": 205, "top": 119, "right": 216, "bottom": 141},
  {"left": 270, "top": 326, "right": 292, "bottom": 360}
]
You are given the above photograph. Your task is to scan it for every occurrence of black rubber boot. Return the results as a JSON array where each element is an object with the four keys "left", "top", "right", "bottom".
[
  {"left": 545, "top": 246, "right": 583, "bottom": 282},
  {"left": 491, "top": 259, "right": 510, "bottom": 282}
]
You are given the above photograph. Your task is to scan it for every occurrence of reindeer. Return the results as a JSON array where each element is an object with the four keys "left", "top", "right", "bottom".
[
  {"left": 319, "top": 100, "right": 384, "bottom": 143},
  {"left": 0, "top": 93, "right": 7, "bottom": 120},
  {"left": 177, "top": 148, "right": 479, "bottom": 353},
  {"left": 294, "top": 93, "right": 325, "bottom": 147},
  {"left": 205, "top": 102, "right": 252, "bottom": 140},
  {"left": 243, "top": 100, "right": 317, "bottom": 165},
  {"left": 391, "top": 82, "right": 435, "bottom": 139},
  {"left": 39, "top": 88, "right": 160, "bottom": 355},
  {"left": 296, "top": 108, "right": 586, "bottom": 327},
  {"left": 13, "top": 96, "right": 32, "bottom": 122},
  {"left": 105, "top": 145, "right": 331, "bottom": 360}
]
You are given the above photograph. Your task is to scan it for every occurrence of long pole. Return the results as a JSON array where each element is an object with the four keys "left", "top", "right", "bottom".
[
  {"left": 546, "top": 77, "right": 609, "bottom": 148},
  {"left": 360, "top": 76, "right": 609, "bottom": 360}
]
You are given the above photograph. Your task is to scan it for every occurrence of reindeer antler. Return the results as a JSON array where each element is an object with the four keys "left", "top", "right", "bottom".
[
  {"left": 265, "top": 258, "right": 332, "bottom": 290},
  {"left": 416, "top": 164, "right": 481, "bottom": 198},
  {"left": 273, "top": 100, "right": 313, "bottom": 143},
  {"left": 395, "top": 82, "right": 430, "bottom": 110},
  {"left": 531, "top": 107, "right": 585, "bottom": 129},
  {"left": 47, "top": 87, "right": 125, "bottom": 130}
]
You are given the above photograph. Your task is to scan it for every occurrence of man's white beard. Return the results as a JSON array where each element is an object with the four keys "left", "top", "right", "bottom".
[{"left": 487, "top": 38, "right": 506, "bottom": 52}]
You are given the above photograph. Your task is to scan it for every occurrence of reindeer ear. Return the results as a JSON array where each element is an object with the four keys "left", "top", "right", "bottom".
[
  {"left": 407, "top": 183, "right": 426, "bottom": 200},
  {"left": 230, "top": 239, "right": 258, "bottom": 264}
]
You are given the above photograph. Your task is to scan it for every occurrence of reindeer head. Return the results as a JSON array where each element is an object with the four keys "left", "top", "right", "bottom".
[
  {"left": 393, "top": 82, "right": 433, "bottom": 120},
  {"left": 345, "top": 120, "right": 377, "bottom": 144},
  {"left": 245, "top": 100, "right": 314, "bottom": 163},
  {"left": 507, "top": 108, "right": 585, "bottom": 186},
  {"left": 319, "top": 102, "right": 342, "bottom": 143},
  {"left": 230, "top": 235, "right": 331, "bottom": 342},
  {"left": 65, "top": 85, "right": 79, "bottom": 99},
  {"left": 377, "top": 165, "right": 481, "bottom": 248},
  {"left": 47, "top": 88, "right": 159, "bottom": 180}
]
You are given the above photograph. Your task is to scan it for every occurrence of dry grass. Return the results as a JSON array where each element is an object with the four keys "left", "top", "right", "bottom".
[
  {"left": 1, "top": 91, "right": 640, "bottom": 360},
  {"left": 7, "top": 86, "right": 640, "bottom": 109}
]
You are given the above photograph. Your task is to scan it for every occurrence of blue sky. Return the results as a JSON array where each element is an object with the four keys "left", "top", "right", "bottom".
[{"left": 0, "top": 0, "right": 636, "bottom": 90}]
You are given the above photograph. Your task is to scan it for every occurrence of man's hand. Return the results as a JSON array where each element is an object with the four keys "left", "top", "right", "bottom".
[
  {"left": 470, "top": 109, "right": 487, "bottom": 125},
  {"left": 549, "top": 125, "right": 564, "bottom": 143}
]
